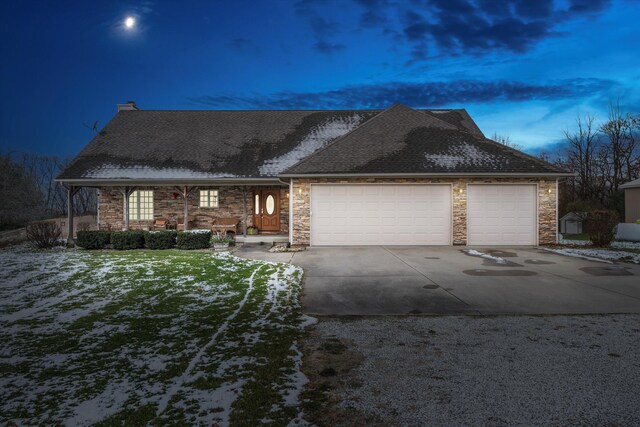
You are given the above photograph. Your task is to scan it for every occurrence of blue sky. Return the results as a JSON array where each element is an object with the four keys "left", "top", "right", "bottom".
[{"left": 1, "top": 0, "right": 639, "bottom": 157}]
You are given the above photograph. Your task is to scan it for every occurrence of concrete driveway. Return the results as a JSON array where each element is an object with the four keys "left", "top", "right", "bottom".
[{"left": 289, "top": 246, "right": 640, "bottom": 315}]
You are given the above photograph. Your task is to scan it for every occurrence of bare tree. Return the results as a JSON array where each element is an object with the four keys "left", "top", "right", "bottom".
[
  {"left": 563, "top": 114, "right": 598, "bottom": 201},
  {"left": 491, "top": 133, "right": 523, "bottom": 151}
]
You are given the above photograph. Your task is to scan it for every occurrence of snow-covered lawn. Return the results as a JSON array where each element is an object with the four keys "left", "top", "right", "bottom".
[{"left": 0, "top": 246, "right": 309, "bottom": 426}]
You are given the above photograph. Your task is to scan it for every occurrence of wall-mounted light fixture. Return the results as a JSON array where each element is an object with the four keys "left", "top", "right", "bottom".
[
  {"left": 548, "top": 188, "right": 552, "bottom": 194},
  {"left": 458, "top": 188, "right": 463, "bottom": 194},
  {"left": 285, "top": 191, "right": 290, "bottom": 198}
]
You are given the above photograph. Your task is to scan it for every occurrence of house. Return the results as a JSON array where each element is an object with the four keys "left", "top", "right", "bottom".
[
  {"left": 56, "top": 102, "right": 572, "bottom": 246},
  {"left": 620, "top": 178, "right": 640, "bottom": 223},
  {"left": 559, "top": 211, "right": 586, "bottom": 235}
]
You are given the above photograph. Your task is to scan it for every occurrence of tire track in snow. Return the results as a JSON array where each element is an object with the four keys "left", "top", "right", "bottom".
[{"left": 155, "top": 263, "right": 264, "bottom": 416}]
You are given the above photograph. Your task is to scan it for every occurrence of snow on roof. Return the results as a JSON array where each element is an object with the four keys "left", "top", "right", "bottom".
[
  {"left": 84, "top": 164, "right": 238, "bottom": 179},
  {"left": 258, "top": 114, "right": 365, "bottom": 176},
  {"left": 423, "top": 142, "right": 498, "bottom": 169}
]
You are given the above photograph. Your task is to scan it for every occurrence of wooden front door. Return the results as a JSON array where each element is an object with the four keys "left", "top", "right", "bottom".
[{"left": 254, "top": 188, "right": 280, "bottom": 232}]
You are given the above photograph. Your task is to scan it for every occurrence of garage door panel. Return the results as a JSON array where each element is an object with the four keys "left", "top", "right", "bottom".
[
  {"left": 311, "top": 184, "right": 451, "bottom": 245},
  {"left": 468, "top": 185, "right": 536, "bottom": 245}
]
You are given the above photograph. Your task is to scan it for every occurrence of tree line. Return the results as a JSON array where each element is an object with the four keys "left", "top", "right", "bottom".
[
  {"left": 551, "top": 101, "right": 639, "bottom": 217},
  {"left": 0, "top": 153, "right": 96, "bottom": 230}
]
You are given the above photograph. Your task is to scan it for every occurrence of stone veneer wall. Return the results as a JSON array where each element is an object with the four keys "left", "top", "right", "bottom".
[
  {"left": 98, "top": 186, "right": 288, "bottom": 233},
  {"left": 291, "top": 177, "right": 557, "bottom": 246}
]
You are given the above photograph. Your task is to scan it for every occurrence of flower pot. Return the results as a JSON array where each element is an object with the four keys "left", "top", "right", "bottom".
[{"left": 213, "top": 242, "right": 230, "bottom": 251}]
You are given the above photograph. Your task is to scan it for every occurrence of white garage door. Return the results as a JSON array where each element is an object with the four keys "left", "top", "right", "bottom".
[
  {"left": 467, "top": 184, "right": 537, "bottom": 245},
  {"left": 310, "top": 184, "right": 451, "bottom": 245}
]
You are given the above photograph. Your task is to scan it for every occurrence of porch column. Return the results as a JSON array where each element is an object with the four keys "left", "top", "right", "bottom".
[
  {"left": 66, "top": 185, "right": 79, "bottom": 244},
  {"left": 183, "top": 185, "right": 189, "bottom": 231},
  {"left": 120, "top": 186, "right": 135, "bottom": 231},
  {"left": 242, "top": 186, "right": 248, "bottom": 237},
  {"left": 175, "top": 186, "right": 196, "bottom": 231}
]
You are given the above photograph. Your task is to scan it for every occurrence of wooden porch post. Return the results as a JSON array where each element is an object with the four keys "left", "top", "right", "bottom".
[
  {"left": 183, "top": 185, "right": 189, "bottom": 231},
  {"left": 66, "top": 185, "right": 79, "bottom": 244},
  {"left": 242, "top": 186, "right": 248, "bottom": 237},
  {"left": 121, "top": 186, "right": 136, "bottom": 231}
]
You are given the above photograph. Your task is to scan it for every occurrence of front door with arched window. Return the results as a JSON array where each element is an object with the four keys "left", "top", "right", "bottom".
[{"left": 253, "top": 187, "right": 280, "bottom": 232}]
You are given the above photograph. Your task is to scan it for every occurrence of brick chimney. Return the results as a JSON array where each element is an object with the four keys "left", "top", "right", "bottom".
[{"left": 117, "top": 101, "right": 139, "bottom": 111}]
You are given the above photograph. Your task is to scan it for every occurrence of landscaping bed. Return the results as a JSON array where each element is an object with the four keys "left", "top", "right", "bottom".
[{"left": 0, "top": 245, "right": 309, "bottom": 426}]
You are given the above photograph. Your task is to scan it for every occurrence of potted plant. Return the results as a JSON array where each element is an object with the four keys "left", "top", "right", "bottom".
[
  {"left": 247, "top": 226, "right": 259, "bottom": 235},
  {"left": 211, "top": 230, "right": 234, "bottom": 250}
]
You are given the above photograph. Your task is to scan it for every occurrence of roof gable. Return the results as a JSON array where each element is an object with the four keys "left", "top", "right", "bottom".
[{"left": 283, "top": 104, "right": 565, "bottom": 175}]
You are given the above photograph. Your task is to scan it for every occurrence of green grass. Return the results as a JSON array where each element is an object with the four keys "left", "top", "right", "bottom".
[{"left": 0, "top": 247, "right": 305, "bottom": 426}]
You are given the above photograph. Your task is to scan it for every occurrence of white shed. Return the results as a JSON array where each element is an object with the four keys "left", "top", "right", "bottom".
[{"left": 559, "top": 211, "right": 587, "bottom": 234}]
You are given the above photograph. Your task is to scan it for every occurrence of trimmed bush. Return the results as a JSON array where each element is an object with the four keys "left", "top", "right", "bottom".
[
  {"left": 111, "top": 230, "right": 145, "bottom": 250},
  {"left": 26, "top": 222, "right": 62, "bottom": 249},
  {"left": 176, "top": 230, "right": 212, "bottom": 250},
  {"left": 76, "top": 230, "right": 111, "bottom": 250},
  {"left": 144, "top": 230, "right": 177, "bottom": 249},
  {"left": 585, "top": 210, "right": 619, "bottom": 247}
]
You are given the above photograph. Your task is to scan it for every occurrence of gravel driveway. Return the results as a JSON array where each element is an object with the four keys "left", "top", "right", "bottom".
[{"left": 303, "top": 315, "right": 640, "bottom": 426}]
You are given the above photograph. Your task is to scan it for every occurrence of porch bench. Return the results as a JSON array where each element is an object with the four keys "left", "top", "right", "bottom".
[
  {"left": 176, "top": 216, "right": 196, "bottom": 231},
  {"left": 212, "top": 218, "right": 240, "bottom": 235}
]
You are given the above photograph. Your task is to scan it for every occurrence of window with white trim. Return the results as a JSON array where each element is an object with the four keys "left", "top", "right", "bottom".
[
  {"left": 128, "top": 190, "right": 153, "bottom": 220},
  {"left": 200, "top": 190, "right": 219, "bottom": 208}
]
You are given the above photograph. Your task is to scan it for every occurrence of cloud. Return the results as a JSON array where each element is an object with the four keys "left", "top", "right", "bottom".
[
  {"left": 357, "top": 0, "right": 613, "bottom": 57},
  {"left": 295, "top": 0, "right": 347, "bottom": 54},
  {"left": 190, "top": 78, "right": 618, "bottom": 110}
]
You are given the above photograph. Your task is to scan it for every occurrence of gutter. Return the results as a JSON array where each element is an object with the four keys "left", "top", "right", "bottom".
[
  {"left": 278, "top": 172, "right": 577, "bottom": 178},
  {"left": 54, "top": 177, "right": 282, "bottom": 186}
]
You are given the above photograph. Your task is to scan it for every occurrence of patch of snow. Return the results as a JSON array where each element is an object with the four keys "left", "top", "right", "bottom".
[
  {"left": 64, "top": 379, "right": 132, "bottom": 426},
  {"left": 155, "top": 263, "right": 265, "bottom": 415},
  {"left": 612, "top": 241, "right": 640, "bottom": 250},
  {"left": 543, "top": 248, "right": 617, "bottom": 263},
  {"left": 84, "top": 164, "right": 238, "bottom": 179},
  {"left": 424, "top": 142, "right": 497, "bottom": 169},
  {"left": 463, "top": 249, "right": 507, "bottom": 264},
  {"left": 259, "top": 114, "right": 365, "bottom": 175}
]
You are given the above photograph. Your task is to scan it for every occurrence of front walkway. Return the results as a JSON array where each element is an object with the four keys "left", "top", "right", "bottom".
[{"left": 240, "top": 245, "right": 640, "bottom": 315}]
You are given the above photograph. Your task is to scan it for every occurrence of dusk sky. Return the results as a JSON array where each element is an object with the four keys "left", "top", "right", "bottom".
[{"left": 1, "top": 0, "right": 639, "bottom": 157}]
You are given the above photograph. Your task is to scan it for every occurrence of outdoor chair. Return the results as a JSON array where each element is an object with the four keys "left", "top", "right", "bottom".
[{"left": 211, "top": 218, "right": 239, "bottom": 235}]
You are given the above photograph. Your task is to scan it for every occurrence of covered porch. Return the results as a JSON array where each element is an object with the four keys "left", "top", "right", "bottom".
[{"left": 63, "top": 179, "right": 292, "bottom": 244}]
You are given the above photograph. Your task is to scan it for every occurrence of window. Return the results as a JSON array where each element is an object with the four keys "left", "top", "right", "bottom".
[
  {"left": 200, "top": 190, "right": 219, "bottom": 208},
  {"left": 129, "top": 190, "right": 153, "bottom": 220}
]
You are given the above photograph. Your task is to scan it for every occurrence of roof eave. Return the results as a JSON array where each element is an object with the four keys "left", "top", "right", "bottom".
[
  {"left": 54, "top": 177, "right": 282, "bottom": 187},
  {"left": 278, "top": 172, "right": 576, "bottom": 178}
]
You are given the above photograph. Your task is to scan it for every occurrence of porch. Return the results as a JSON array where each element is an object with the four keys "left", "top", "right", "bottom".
[{"left": 63, "top": 183, "right": 291, "bottom": 243}]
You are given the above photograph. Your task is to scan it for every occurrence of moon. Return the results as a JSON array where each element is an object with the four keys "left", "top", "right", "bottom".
[{"left": 124, "top": 16, "right": 136, "bottom": 29}]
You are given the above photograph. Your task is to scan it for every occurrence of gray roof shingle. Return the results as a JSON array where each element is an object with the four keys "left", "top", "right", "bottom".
[
  {"left": 57, "top": 104, "right": 566, "bottom": 181},
  {"left": 283, "top": 104, "right": 567, "bottom": 175}
]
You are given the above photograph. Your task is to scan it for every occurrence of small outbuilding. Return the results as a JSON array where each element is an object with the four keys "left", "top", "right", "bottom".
[
  {"left": 621, "top": 178, "right": 640, "bottom": 223},
  {"left": 559, "top": 211, "right": 587, "bottom": 235}
]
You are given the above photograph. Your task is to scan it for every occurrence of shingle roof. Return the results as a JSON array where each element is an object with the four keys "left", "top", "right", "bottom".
[
  {"left": 58, "top": 110, "right": 379, "bottom": 180},
  {"left": 283, "top": 104, "right": 567, "bottom": 175},
  {"left": 57, "top": 104, "right": 566, "bottom": 181}
]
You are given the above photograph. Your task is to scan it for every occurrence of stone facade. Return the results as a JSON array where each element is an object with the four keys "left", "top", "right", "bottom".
[
  {"left": 98, "top": 186, "right": 289, "bottom": 233},
  {"left": 291, "top": 177, "right": 558, "bottom": 246}
]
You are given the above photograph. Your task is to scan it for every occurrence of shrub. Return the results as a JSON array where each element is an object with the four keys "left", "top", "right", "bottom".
[
  {"left": 76, "top": 230, "right": 112, "bottom": 249},
  {"left": 211, "top": 230, "right": 234, "bottom": 245},
  {"left": 26, "top": 222, "right": 62, "bottom": 249},
  {"left": 111, "top": 230, "right": 145, "bottom": 250},
  {"left": 144, "top": 230, "right": 177, "bottom": 249},
  {"left": 176, "top": 230, "right": 212, "bottom": 249},
  {"left": 585, "top": 210, "right": 619, "bottom": 247}
]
